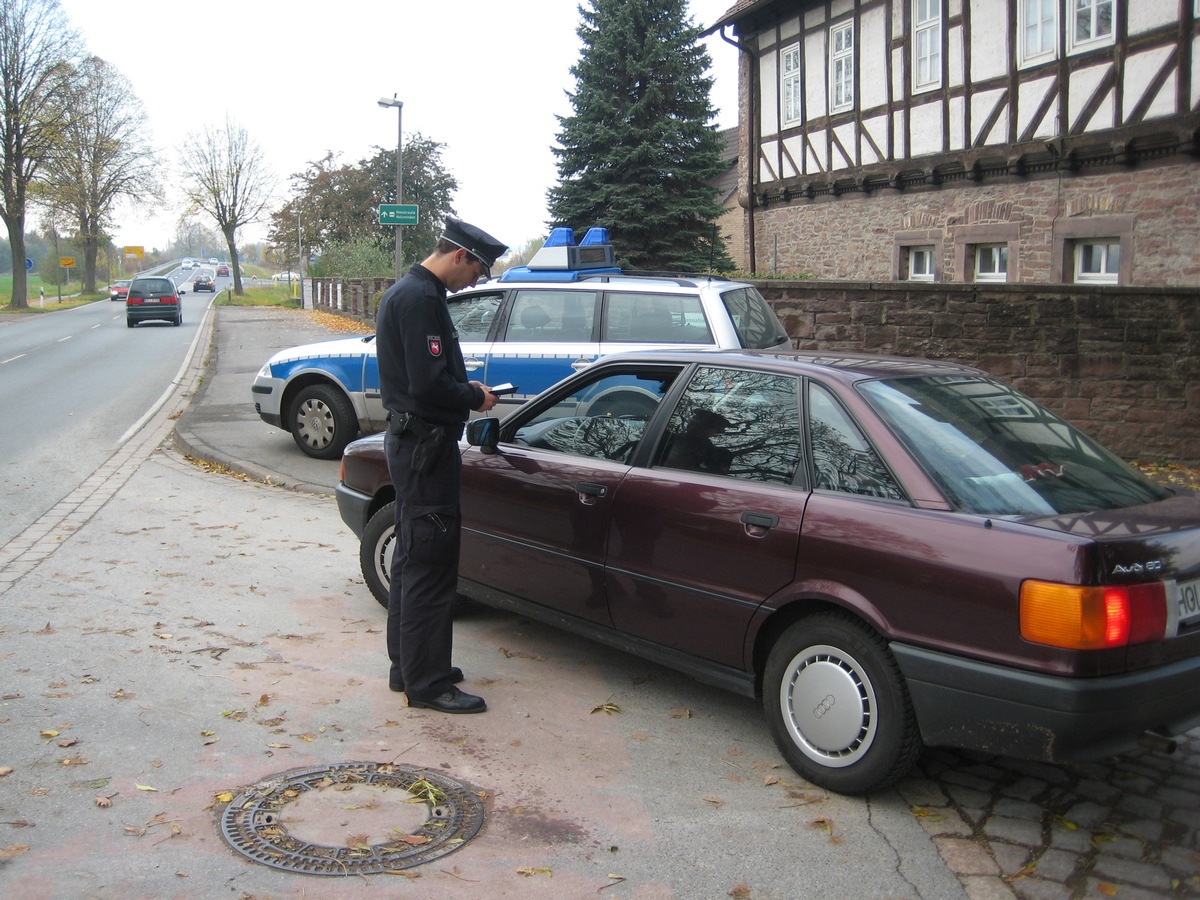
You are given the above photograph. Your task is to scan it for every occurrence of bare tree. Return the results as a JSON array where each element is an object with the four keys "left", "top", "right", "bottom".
[
  {"left": 179, "top": 117, "right": 273, "bottom": 296},
  {"left": 0, "top": 0, "right": 81, "bottom": 307},
  {"left": 37, "top": 56, "right": 161, "bottom": 293}
]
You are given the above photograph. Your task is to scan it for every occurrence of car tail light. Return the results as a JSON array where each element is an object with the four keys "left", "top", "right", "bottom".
[
  {"left": 1020, "top": 580, "right": 1168, "bottom": 649},
  {"left": 127, "top": 297, "right": 142, "bottom": 305}
]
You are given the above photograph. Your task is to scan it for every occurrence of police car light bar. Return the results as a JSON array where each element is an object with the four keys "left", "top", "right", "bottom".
[{"left": 498, "top": 226, "right": 621, "bottom": 282}]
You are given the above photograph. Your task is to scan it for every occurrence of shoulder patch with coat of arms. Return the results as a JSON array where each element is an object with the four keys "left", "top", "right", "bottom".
[{"left": 427, "top": 335, "right": 442, "bottom": 357}]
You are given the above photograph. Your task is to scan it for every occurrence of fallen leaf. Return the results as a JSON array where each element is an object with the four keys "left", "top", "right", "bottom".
[
  {"left": 1097, "top": 884, "right": 1118, "bottom": 897},
  {"left": 256, "top": 694, "right": 271, "bottom": 707},
  {"left": 703, "top": 796, "right": 724, "bottom": 808},
  {"left": 1054, "top": 815, "right": 1078, "bottom": 831},
  {"left": 214, "top": 791, "right": 235, "bottom": 804},
  {"left": 590, "top": 702, "right": 621, "bottom": 715},
  {"left": 729, "top": 885, "right": 751, "bottom": 899},
  {"left": 347, "top": 833, "right": 371, "bottom": 849},
  {"left": 0, "top": 844, "right": 30, "bottom": 859},
  {"left": 266, "top": 743, "right": 290, "bottom": 749},
  {"left": 156, "top": 633, "right": 173, "bottom": 640},
  {"left": 764, "top": 774, "right": 779, "bottom": 786},
  {"left": 669, "top": 707, "right": 691, "bottom": 719},
  {"left": 135, "top": 784, "right": 158, "bottom": 792},
  {"left": 35, "top": 622, "right": 53, "bottom": 634},
  {"left": 57, "top": 738, "right": 78, "bottom": 748},
  {"left": 40, "top": 729, "right": 60, "bottom": 738},
  {"left": 123, "top": 825, "right": 145, "bottom": 837},
  {"left": 396, "top": 833, "right": 430, "bottom": 846},
  {"left": 516, "top": 866, "right": 552, "bottom": 877},
  {"left": 0, "top": 767, "right": 12, "bottom": 777},
  {"left": 95, "top": 796, "right": 112, "bottom": 808},
  {"left": 203, "top": 736, "right": 220, "bottom": 746},
  {"left": 60, "top": 756, "right": 89, "bottom": 766}
]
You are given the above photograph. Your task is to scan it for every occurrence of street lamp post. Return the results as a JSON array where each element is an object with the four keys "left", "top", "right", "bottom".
[{"left": 377, "top": 94, "right": 404, "bottom": 282}]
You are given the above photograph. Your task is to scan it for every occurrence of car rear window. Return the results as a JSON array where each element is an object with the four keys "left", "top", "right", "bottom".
[
  {"left": 130, "top": 278, "right": 174, "bottom": 295},
  {"left": 719, "top": 287, "right": 791, "bottom": 349},
  {"left": 860, "top": 375, "right": 1170, "bottom": 515}
]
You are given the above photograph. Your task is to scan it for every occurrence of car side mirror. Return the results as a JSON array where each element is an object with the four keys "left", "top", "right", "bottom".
[{"left": 466, "top": 417, "right": 499, "bottom": 454}]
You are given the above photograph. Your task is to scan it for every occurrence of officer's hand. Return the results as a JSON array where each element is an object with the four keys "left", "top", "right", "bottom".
[{"left": 472, "top": 381, "right": 498, "bottom": 412}]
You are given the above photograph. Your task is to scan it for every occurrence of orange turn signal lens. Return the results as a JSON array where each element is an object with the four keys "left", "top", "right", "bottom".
[{"left": 1020, "top": 580, "right": 1167, "bottom": 649}]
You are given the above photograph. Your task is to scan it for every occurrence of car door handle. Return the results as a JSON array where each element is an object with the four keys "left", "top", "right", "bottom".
[
  {"left": 463, "top": 355, "right": 484, "bottom": 371},
  {"left": 576, "top": 481, "right": 607, "bottom": 504},
  {"left": 570, "top": 357, "right": 595, "bottom": 371},
  {"left": 741, "top": 511, "right": 778, "bottom": 536}
]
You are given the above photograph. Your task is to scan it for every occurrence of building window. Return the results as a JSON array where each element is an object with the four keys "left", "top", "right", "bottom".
[
  {"left": 830, "top": 22, "right": 854, "bottom": 113},
  {"left": 913, "top": 0, "right": 942, "bottom": 92},
  {"left": 782, "top": 42, "right": 802, "bottom": 125},
  {"left": 907, "top": 247, "right": 935, "bottom": 281},
  {"left": 974, "top": 245, "right": 1009, "bottom": 282},
  {"left": 1068, "top": 0, "right": 1114, "bottom": 52},
  {"left": 1074, "top": 240, "right": 1120, "bottom": 283},
  {"left": 1019, "top": 0, "right": 1057, "bottom": 67}
]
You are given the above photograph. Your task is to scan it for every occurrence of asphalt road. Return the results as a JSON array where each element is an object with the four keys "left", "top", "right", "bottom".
[{"left": 0, "top": 304, "right": 1197, "bottom": 899}]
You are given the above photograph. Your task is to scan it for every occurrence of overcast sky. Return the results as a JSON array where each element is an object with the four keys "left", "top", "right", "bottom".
[{"left": 52, "top": 0, "right": 740, "bottom": 256}]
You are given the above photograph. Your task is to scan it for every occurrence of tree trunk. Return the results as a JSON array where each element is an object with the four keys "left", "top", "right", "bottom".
[
  {"left": 5, "top": 214, "right": 28, "bottom": 308},
  {"left": 224, "top": 232, "right": 242, "bottom": 296}
]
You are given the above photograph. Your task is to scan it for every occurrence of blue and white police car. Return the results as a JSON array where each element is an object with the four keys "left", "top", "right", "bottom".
[{"left": 251, "top": 227, "right": 792, "bottom": 459}]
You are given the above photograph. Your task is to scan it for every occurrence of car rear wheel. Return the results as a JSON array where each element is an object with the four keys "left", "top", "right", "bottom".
[
  {"left": 288, "top": 383, "right": 358, "bottom": 460},
  {"left": 126, "top": 318, "right": 135, "bottom": 328},
  {"left": 763, "top": 611, "right": 921, "bottom": 794},
  {"left": 360, "top": 502, "right": 395, "bottom": 609}
]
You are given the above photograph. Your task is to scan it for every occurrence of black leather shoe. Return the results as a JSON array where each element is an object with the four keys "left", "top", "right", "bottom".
[
  {"left": 407, "top": 686, "right": 486, "bottom": 714},
  {"left": 390, "top": 666, "right": 463, "bottom": 693}
]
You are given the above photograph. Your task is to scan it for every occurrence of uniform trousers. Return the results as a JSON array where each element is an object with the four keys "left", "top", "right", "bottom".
[{"left": 384, "top": 425, "right": 463, "bottom": 701}]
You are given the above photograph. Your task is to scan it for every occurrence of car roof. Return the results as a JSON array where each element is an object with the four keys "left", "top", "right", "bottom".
[
  {"left": 467, "top": 272, "right": 753, "bottom": 294},
  {"left": 586, "top": 347, "right": 989, "bottom": 384}
]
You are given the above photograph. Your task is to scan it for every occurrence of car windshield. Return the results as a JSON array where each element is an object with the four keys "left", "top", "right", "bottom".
[
  {"left": 719, "top": 286, "right": 790, "bottom": 349},
  {"left": 859, "top": 374, "right": 1169, "bottom": 516}
]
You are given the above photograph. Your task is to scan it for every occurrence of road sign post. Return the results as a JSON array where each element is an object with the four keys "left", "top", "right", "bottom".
[{"left": 378, "top": 204, "right": 419, "bottom": 226}]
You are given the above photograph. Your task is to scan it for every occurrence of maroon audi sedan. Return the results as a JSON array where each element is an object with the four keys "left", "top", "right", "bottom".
[{"left": 337, "top": 349, "right": 1200, "bottom": 794}]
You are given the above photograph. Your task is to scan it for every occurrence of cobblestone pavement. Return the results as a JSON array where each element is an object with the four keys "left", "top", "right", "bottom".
[{"left": 892, "top": 734, "right": 1200, "bottom": 899}]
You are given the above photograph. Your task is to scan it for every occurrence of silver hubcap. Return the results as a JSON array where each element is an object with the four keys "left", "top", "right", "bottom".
[
  {"left": 296, "top": 399, "right": 333, "bottom": 448},
  {"left": 376, "top": 525, "right": 395, "bottom": 591},
  {"left": 779, "top": 644, "right": 877, "bottom": 768}
]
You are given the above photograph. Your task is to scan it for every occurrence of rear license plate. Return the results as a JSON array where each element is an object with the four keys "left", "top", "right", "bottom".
[
  {"left": 1179, "top": 577, "right": 1200, "bottom": 627},
  {"left": 146, "top": 298, "right": 160, "bottom": 303}
]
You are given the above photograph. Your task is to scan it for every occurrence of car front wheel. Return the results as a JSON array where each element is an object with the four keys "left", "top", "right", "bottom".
[
  {"left": 360, "top": 502, "right": 395, "bottom": 609},
  {"left": 288, "top": 383, "right": 357, "bottom": 459},
  {"left": 763, "top": 611, "right": 921, "bottom": 795}
]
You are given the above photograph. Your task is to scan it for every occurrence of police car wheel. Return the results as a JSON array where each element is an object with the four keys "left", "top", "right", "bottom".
[
  {"left": 360, "top": 502, "right": 395, "bottom": 609},
  {"left": 289, "top": 383, "right": 357, "bottom": 460}
]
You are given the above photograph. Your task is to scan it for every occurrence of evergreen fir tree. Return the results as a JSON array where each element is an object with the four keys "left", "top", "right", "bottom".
[{"left": 548, "top": 0, "right": 734, "bottom": 273}]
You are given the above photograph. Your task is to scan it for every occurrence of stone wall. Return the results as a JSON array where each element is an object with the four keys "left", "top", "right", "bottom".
[
  {"left": 754, "top": 279, "right": 1200, "bottom": 466},
  {"left": 741, "top": 159, "right": 1200, "bottom": 287}
]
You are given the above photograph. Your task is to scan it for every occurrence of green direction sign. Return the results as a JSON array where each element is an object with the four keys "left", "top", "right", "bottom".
[{"left": 379, "top": 204, "right": 419, "bottom": 225}]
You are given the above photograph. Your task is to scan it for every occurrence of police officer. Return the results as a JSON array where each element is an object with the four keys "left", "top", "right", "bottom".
[{"left": 377, "top": 218, "right": 507, "bottom": 714}]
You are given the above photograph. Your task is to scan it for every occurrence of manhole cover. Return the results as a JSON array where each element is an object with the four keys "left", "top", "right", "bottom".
[{"left": 219, "top": 762, "right": 486, "bottom": 875}]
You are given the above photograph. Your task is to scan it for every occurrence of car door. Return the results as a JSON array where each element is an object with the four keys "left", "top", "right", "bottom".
[
  {"left": 605, "top": 365, "right": 807, "bottom": 668},
  {"left": 459, "top": 364, "right": 682, "bottom": 625},
  {"left": 481, "top": 289, "right": 601, "bottom": 403}
]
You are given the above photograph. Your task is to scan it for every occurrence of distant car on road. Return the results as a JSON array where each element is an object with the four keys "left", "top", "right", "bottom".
[
  {"left": 208, "top": 257, "right": 219, "bottom": 266},
  {"left": 192, "top": 273, "right": 215, "bottom": 292},
  {"left": 181, "top": 258, "right": 194, "bottom": 270},
  {"left": 272, "top": 271, "right": 301, "bottom": 282},
  {"left": 108, "top": 280, "right": 131, "bottom": 301},
  {"left": 216, "top": 264, "right": 231, "bottom": 277},
  {"left": 337, "top": 347, "right": 1200, "bottom": 794},
  {"left": 125, "top": 276, "right": 182, "bottom": 327},
  {"left": 252, "top": 226, "right": 791, "bottom": 459}
]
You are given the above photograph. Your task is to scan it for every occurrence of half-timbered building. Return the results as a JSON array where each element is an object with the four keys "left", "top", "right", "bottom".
[{"left": 705, "top": 0, "right": 1200, "bottom": 285}]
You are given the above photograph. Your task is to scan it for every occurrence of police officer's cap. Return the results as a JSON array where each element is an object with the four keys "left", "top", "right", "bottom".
[{"left": 442, "top": 218, "right": 507, "bottom": 276}]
